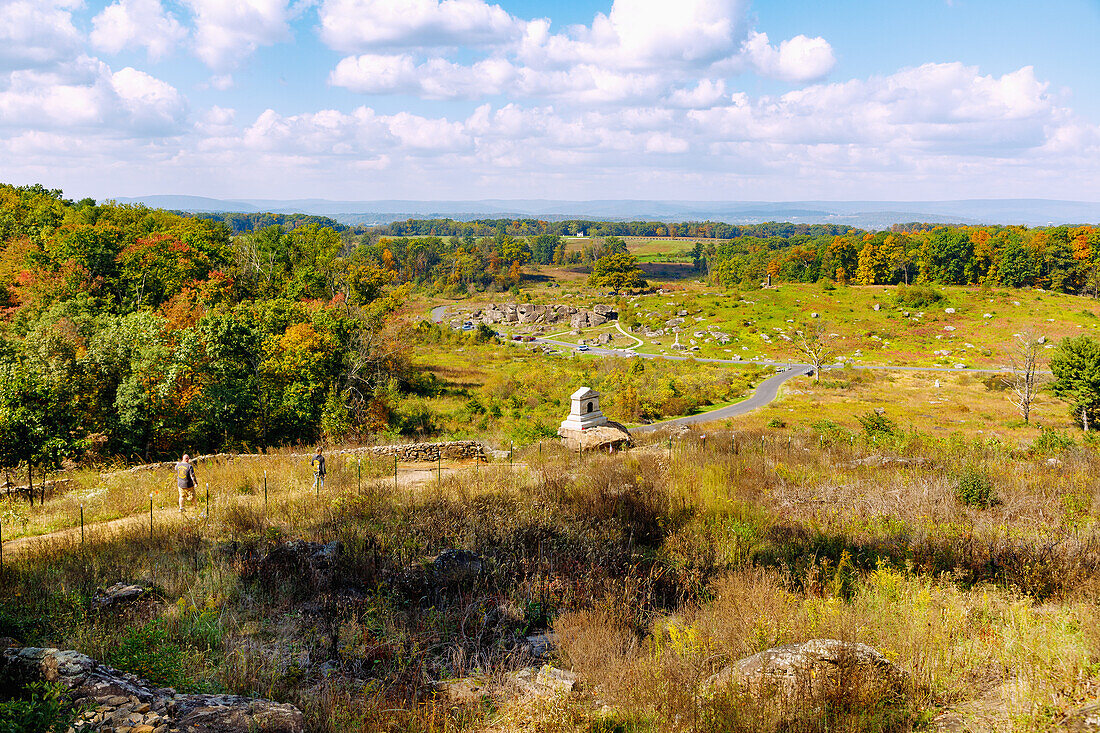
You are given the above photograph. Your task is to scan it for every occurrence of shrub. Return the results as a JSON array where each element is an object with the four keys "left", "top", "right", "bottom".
[
  {"left": 1031, "top": 426, "right": 1075, "bottom": 455},
  {"left": 0, "top": 681, "right": 79, "bottom": 733},
  {"left": 893, "top": 284, "right": 943, "bottom": 309},
  {"left": 766, "top": 417, "right": 786, "bottom": 428},
  {"left": 954, "top": 468, "right": 999, "bottom": 508},
  {"left": 857, "top": 410, "right": 898, "bottom": 438},
  {"left": 106, "top": 620, "right": 192, "bottom": 689}
]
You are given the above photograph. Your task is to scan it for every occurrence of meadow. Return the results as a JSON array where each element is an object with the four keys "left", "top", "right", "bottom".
[
  {"left": 3, "top": 420, "right": 1099, "bottom": 732},
  {"left": 458, "top": 279, "right": 1100, "bottom": 371}
]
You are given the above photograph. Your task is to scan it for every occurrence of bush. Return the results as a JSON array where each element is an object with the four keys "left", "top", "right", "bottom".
[
  {"left": 893, "top": 284, "right": 943, "bottom": 309},
  {"left": 954, "top": 468, "right": 999, "bottom": 508},
  {"left": 1031, "top": 426, "right": 1075, "bottom": 455},
  {"left": 106, "top": 620, "right": 192, "bottom": 689},
  {"left": 0, "top": 681, "right": 78, "bottom": 733},
  {"left": 766, "top": 417, "right": 786, "bottom": 428},
  {"left": 857, "top": 410, "right": 898, "bottom": 438}
]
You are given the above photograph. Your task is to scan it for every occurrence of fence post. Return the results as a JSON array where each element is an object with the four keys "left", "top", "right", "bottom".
[
  {"left": 394, "top": 455, "right": 398, "bottom": 491},
  {"left": 357, "top": 458, "right": 362, "bottom": 497},
  {"left": 264, "top": 470, "right": 268, "bottom": 509},
  {"left": 149, "top": 495, "right": 154, "bottom": 541},
  {"left": 437, "top": 451, "right": 442, "bottom": 487},
  {"left": 80, "top": 504, "right": 85, "bottom": 547},
  {"left": 0, "top": 518, "right": 4, "bottom": 580},
  {"left": 205, "top": 483, "right": 210, "bottom": 524},
  {"left": 509, "top": 442, "right": 513, "bottom": 469}
]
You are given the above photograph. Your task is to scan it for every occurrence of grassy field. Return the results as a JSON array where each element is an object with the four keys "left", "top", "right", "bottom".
[
  {"left": 460, "top": 281, "right": 1100, "bottom": 370},
  {"left": 410, "top": 325, "right": 764, "bottom": 441},
  {"left": 4, "top": 425, "right": 1100, "bottom": 732}
]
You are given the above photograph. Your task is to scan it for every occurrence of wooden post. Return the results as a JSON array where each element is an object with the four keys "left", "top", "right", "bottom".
[
  {"left": 0, "top": 517, "right": 4, "bottom": 580},
  {"left": 27, "top": 463, "right": 32, "bottom": 508},
  {"left": 437, "top": 451, "right": 442, "bottom": 487}
]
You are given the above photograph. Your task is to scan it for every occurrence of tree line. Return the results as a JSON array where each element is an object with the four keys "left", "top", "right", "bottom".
[{"left": 709, "top": 226, "right": 1100, "bottom": 294}]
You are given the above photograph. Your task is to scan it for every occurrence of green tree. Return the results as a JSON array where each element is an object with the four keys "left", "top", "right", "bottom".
[
  {"left": 1049, "top": 335, "right": 1100, "bottom": 430},
  {"left": 588, "top": 252, "right": 647, "bottom": 291}
]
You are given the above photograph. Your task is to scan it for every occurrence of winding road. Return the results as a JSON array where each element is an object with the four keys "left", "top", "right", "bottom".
[
  {"left": 432, "top": 304, "right": 816, "bottom": 431},
  {"left": 430, "top": 302, "right": 1047, "bottom": 431}
]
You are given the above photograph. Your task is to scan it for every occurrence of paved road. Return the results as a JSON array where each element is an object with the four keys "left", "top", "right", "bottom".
[
  {"left": 631, "top": 365, "right": 813, "bottom": 434},
  {"left": 428, "top": 303, "right": 1042, "bottom": 431}
]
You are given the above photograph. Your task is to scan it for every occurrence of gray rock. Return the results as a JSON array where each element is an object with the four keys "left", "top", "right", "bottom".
[
  {"left": 1, "top": 647, "right": 304, "bottom": 733},
  {"left": 706, "top": 639, "right": 905, "bottom": 701},
  {"left": 92, "top": 583, "right": 150, "bottom": 610}
]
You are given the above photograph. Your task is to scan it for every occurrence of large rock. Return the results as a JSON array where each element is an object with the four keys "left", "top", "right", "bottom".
[
  {"left": 706, "top": 639, "right": 906, "bottom": 701},
  {"left": 253, "top": 540, "right": 341, "bottom": 591},
  {"left": 0, "top": 647, "right": 304, "bottom": 733},
  {"left": 558, "top": 421, "right": 634, "bottom": 452}
]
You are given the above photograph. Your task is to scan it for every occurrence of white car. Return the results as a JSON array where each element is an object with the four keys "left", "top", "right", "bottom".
[{"left": 576, "top": 344, "right": 590, "bottom": 352}]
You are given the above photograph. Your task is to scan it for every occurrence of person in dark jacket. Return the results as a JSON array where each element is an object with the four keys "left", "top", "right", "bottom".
[
  {"left": 176, "top": 454, "right": 197, "bottom": 512},
  {"left": 311, "top": 448, "right": 326, "bottom": 491}
]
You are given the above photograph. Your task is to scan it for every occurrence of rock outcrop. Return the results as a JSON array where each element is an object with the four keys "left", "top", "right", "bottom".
[
  {"left": 558, "top": 421, "right": 634, "bottom": 452},
  {"left": 0, "top": 647, "right": 304, "bottom": 733},
  {"left": 464, "top": 303, "right": 616, "bottom": 329},
  {"left": 706, "top": 639, "right": 906, "bottom": 702}
]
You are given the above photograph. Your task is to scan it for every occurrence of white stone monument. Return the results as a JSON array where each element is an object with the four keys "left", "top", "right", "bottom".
[
  {"left": 560, "top": 387, "right": 608, "bottom": 432},
  {"left": 558, "top": 386, "right": 633, "bottom": 451}
]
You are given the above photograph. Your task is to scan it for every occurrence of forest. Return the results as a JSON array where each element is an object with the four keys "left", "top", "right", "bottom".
[{"left": 2, "top": 183, "right": 1099, "bottom": 476}]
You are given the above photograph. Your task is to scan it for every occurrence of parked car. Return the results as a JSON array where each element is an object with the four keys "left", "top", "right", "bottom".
[{"left": 576, "top": 344, "right": 590, "bottom": 351}]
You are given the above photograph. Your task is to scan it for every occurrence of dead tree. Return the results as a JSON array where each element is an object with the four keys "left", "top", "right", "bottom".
[
  {"left": 1002, "top": 332, "right": 1044, "bottom": 425},
  {"left": 795, "top": 320, "right": 837, "bottom": 383}
]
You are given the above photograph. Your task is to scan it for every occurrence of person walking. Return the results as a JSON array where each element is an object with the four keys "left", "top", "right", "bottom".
[
  {"left": 311, "top": 447, "right": 326, "bottom": 492},
  {"left": 176, "top": 454, "right": 197, "bottom": 513}
]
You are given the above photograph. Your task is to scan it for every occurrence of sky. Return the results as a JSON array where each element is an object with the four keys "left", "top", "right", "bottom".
[{"left": 1, "top": 0, "right": 1099, "bottom": 202}]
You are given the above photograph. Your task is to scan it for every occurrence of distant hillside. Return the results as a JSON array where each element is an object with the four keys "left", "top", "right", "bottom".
[{"left": 113, "top": 196, "right": 1100, "bottom": 229}]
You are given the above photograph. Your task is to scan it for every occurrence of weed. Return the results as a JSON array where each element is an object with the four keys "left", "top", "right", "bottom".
[
  {"left": 954, "top": 468, "right": 999, "bottom": 508},
  {"left": 0, "top": 681, "right": 80, "bottom": 733}
]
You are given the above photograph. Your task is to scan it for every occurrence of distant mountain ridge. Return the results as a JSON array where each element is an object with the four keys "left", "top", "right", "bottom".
[{"left": 111, "top": 196, "right": 1100, "bottom": 229}]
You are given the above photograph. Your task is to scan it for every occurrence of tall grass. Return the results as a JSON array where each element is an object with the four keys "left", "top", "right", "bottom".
[{"left": 2, "top": 425, "right": 1099, "bottom": 731}]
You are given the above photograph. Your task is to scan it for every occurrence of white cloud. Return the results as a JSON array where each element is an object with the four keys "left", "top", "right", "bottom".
[
  {"left": 0, "top": 56, "right": 186, "bottom": 136},
  {"left": 667, "top": 79, "right": 727, "bottom": 108},
  {"left": 742, "top": 31, "right": 835, "bottom": 82},
  {"left": 183, "top": 0, "right": 295, "bottom": 70},
  {"left": 688, "top": 63, "right": 1059, "bottom": 155},
  {"left": 91, "top": 0, "right": 187, "bottom": 61},
  {"left": 318, "top": 0, "right": 523, "bottom": 52},
  {"left": 0, "top": 1, "right": 82, "bottom": 72},
  {"left": 327, "top": 0, "right": 835, "bottom": 107}
]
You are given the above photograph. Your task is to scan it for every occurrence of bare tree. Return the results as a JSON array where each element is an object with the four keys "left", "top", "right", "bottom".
[
  {"left": 1002, "top": 332, "right": 1044, "bottom": 424},
  {"left": 795, "top": 320, "right": 837, "bottom": 383}
]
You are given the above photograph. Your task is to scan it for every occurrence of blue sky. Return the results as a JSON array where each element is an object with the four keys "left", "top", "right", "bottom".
[{"left": 1, "top": 0, "right": 1098, "bottom": 202}]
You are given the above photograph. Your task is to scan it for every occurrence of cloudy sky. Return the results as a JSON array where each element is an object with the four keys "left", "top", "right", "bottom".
[{"left": 1, "top": 0, "right": 1099, "bottom": 202}]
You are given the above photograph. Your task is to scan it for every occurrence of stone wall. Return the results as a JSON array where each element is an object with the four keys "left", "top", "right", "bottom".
[
  {"left": 0, "top": 646, "right": 304, "bottom": 733},
  {"left": 101, "top": 441, "right": 488, "bottom": 479}
]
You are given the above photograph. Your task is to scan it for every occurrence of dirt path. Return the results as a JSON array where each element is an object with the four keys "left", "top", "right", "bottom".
[{"left": 1, "top": 461, "right": 477, "bottom": 560}]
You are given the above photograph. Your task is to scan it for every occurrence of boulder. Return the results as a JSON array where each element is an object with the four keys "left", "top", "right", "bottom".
[
  {"left": 0, "top": 647, "right": 304, "bottom": 733},
  {"left": 558, "top": 421, "right": 633, "bottom": 452},
  {"left": 254, "top": 541, "right": 341, "bottom": 591},
  {"left": 706, "top": 639, "right": 906, "bottom": 702},
  {"left": 429, "top": 549, "right": 484, "bottom": 584},
  {"left": 92, "top": 582, "right": 150, "bottom": 611}
]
